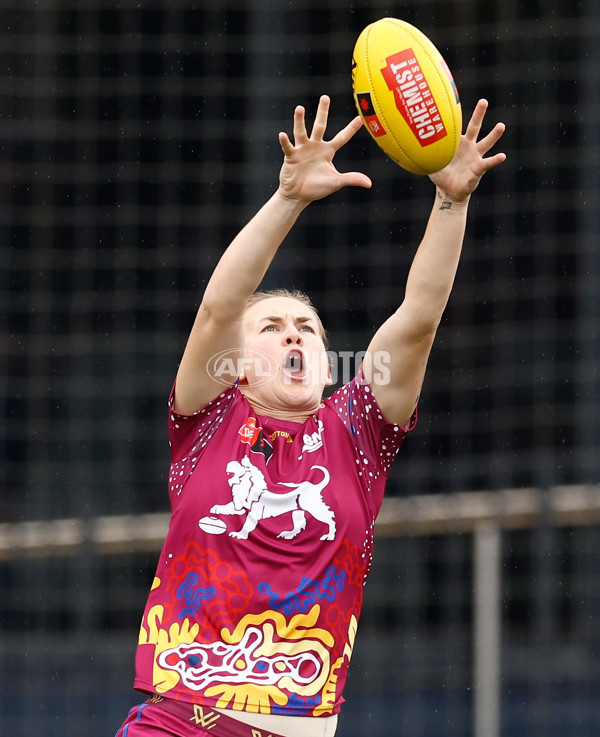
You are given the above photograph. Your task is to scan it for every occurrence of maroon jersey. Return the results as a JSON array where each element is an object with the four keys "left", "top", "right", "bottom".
[{"left": 134, "top": 371, "right": 415, "bottom": 716}]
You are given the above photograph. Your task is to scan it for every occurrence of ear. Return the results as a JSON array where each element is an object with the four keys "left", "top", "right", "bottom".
[{"left": 324, "top": 364, "right": 333, "bottom": 387}]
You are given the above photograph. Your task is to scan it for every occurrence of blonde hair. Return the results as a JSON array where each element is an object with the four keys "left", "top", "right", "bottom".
[{"left": 245, "top": 289, "right": 329, "bottom": 349}]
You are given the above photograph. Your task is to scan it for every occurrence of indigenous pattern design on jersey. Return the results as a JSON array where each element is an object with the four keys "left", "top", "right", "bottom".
[{"left": 134, "top": 371, "right": 415, "bottom": 716}]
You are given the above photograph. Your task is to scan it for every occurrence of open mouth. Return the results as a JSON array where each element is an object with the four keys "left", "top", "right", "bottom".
[{"left": 283, "top": 349, "right": 307, "bottom": 381}]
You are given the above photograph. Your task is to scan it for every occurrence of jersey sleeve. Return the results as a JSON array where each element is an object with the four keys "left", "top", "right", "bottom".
[
  {"left": 167, "top": 383, "right": 238, "bottom": 501},
  {"left": 328, "top": 364, "right": 417, "bottom": 474}
]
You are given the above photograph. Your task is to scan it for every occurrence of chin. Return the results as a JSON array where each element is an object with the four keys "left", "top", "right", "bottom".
[{"left": 280, "top": 382, "right": 323, "bottom": 406}]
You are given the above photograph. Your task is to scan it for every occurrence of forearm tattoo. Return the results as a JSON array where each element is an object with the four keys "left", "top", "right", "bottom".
[{"left": 437, "top": 190, "right": 453, "bottom": 210}]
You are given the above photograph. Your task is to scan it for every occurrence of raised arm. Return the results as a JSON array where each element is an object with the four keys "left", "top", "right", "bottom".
[
  {"left": 174, "top": 96, "right": 371, "bottom": 415},
  {"left": 365, "top": 99, "right": 506, "bottom": 426}
]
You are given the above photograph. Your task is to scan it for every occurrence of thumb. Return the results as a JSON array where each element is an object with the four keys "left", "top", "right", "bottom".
[{"left": 338, "top": 171, "right": 372, "bottom": 190}]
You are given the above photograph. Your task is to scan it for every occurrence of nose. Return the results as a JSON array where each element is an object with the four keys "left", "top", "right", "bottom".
[{"left": 283, "top": 324, "right": 302, "bottom": 344}]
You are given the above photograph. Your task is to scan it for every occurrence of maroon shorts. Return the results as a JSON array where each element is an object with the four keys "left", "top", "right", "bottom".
[{"left": 114, "top": 696, "right": 288, "bottom": 737}]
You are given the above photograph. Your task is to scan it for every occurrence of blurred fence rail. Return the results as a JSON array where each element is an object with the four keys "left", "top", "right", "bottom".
[
  {"left": 2, "top": 487, "right": 600, "bottom": 737},
  {"left": 2, "top": 485, "right": 600, "bottom": 560}
]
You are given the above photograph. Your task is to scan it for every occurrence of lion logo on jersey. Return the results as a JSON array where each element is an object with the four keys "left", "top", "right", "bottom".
[{"left": 209, "top": 458, "right": 336, "bottom": 541}]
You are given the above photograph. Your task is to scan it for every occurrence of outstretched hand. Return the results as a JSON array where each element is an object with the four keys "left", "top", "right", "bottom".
[
  {"left": 429, "top": 99, "right": 506, "bottom": 202},
  {"left": 278, "top": 95, "right": 372, "bottom": 203}
]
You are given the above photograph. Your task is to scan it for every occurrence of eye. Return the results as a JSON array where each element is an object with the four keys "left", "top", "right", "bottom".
[
  {"left": 262, "top": 324, "right": 277, "bottom": 332},
  {"left": 300, "top": 325, "right": 315, "bottom": 333}
]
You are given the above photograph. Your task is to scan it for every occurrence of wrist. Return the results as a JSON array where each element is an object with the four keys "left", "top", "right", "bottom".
[
  {"left": 435, "top": 188, "right": 471, "bottom": 209},
  {"left": 273, "top": 186, "right": 311, "bottom": 215}
]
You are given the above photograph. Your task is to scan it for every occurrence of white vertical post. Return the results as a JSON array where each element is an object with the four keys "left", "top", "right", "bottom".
[{"left": 473, "top": 522, "right": 501, "bottom": 737}]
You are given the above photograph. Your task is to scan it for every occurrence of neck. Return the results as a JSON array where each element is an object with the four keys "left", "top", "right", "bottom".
[{"left": 240, "top": 390, "right": 320, "bottom": 424}]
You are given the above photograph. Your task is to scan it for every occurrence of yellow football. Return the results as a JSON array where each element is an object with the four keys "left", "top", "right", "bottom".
[{"left": 352, "top": 17, "right": 462, "bottom": 175}]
